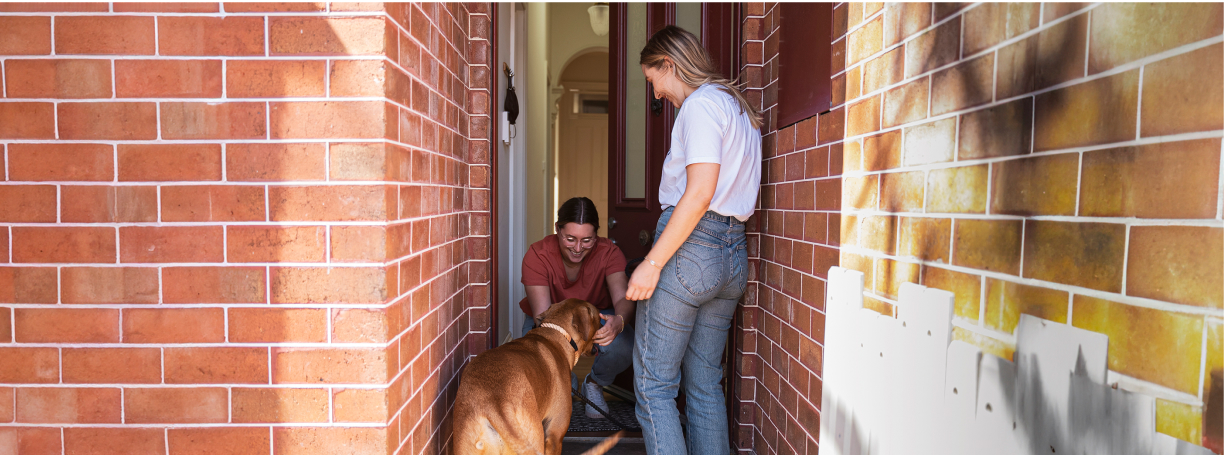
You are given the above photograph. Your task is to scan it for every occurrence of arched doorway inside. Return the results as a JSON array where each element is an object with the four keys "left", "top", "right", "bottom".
[{"left": 554, "top": 51, "right": 610, "bottom": 227}]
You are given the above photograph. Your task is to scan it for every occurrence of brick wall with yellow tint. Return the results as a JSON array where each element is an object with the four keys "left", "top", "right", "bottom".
[
  {"left": 0, "top": 3, "right": 493, "bottom": 454},
  {"left": 738, "top": 3, "right": 1223, "bottom": 454}
]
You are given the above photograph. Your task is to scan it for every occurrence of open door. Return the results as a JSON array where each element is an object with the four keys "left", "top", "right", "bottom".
[
  {"left": 607, "top": 2, "right": 739, "bottom": 266},
  {"left": 607, "top": 2, "right": 670, "bottom": 265}
]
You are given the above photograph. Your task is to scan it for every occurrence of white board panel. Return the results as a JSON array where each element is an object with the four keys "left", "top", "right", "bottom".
[
  {"left": 1014, "top": 314, "right": 1110, "bottom": 455},
  {"left": 820, "top": 266, "right": 866, "bottom": 455},
  {"left": 976, "top": 353, "right": 1023, "bottom": 455},
  {"left": 890, "top": 283, "right": 956, "bottom": 455},
  {"left": 943, "top": 341, "right": 983, "bottom": 455},
  {"left": 1068, "top": 369, "right": 1155, "bottom": 455}
]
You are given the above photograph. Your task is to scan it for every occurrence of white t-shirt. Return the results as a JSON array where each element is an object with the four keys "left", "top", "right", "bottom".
[{"left": 659, "top": 83, "right": 762, "bottom": 221}]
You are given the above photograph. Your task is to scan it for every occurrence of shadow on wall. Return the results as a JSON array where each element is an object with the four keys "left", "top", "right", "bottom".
[
  {"left": 837, "top": 4, "right": 1223, "bottom": 453},
  {"left": 845, "top": 4, "right": 1089, "bottom": 309}
]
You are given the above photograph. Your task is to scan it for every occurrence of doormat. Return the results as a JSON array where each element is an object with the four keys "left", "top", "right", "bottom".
[{"left": 568, "top": 400, "right": 641, "bottom": 432}]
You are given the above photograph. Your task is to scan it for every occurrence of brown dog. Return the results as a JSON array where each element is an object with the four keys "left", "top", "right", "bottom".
[{"left": 453, "top": 299, "right": 623, "bottom": 454}]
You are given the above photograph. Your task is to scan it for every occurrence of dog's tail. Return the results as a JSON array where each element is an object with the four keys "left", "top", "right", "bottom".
[{"left": 578, "top": 431, "right": 624, "bottom": 455}]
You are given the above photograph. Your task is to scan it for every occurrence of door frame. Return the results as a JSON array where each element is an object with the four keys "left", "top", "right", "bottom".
[{"left": 489, "top": 2, "right": 500, "bottom": 351}]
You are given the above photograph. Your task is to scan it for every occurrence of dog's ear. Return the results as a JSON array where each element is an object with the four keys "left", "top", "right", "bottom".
[
  {"left": 568, "top": 303, "right": 590, "bottom": 342},
  {"left": 536, "top": 301, "right": 564, "bottom": 326},
  {"left": 589, "top": 305, "right": 603, "bottom": 340}
]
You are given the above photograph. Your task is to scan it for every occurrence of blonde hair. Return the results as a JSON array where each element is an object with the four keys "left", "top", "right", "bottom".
[{"left": 640, "top": 25, "right": 763, "bottom": 130}]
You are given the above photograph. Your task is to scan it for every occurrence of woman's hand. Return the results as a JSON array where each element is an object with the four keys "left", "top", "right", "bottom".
[
  {"left": 626, "top": 261, "right": 662, "bottom": 302},
  {"left": 593, "top": 313, "right": 623, "bottom": 346}
]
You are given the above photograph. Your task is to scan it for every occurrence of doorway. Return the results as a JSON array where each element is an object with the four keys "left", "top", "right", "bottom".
[
  {"left": 494, "top": 3, "right": 612, "bottom": 343},
  {"left": 555, "top": 52, "right": 611, "bottom": 228},
  {"left": 493, "top": 2, "right": 742, "bottom": 444}
]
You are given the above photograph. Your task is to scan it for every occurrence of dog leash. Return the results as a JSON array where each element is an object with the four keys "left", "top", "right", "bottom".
[
  {"left": 537, "top": 323, "right": 635, "bottom": 431},
  {"left": 570, "top": 384, "right": 636, "bottom": 431}
]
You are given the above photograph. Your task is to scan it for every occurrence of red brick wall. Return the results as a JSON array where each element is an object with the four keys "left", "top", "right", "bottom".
[
  {"left": 0, "top": 2, "right": 493, "bottom": 454},
  {"left": 732, "top": 2, "right": 842, "bottom": 452},
  {"left": 734, "top": 2, "right": 1224, "bottom": 454}
]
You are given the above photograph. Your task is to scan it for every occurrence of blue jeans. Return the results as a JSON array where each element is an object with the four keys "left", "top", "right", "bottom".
[
  {"left": 521, "top": 307, "right": 634, "bottom": 387},
  {"left": 634, "top": 208, "right": 747, "bottom": 455}
]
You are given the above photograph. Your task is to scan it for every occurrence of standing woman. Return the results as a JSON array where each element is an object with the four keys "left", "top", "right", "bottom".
[{"left": 627, "top": 26, "right": 762, "bottom": 454}]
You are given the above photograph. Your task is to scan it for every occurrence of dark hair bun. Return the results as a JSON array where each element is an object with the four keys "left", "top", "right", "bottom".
[{"left": 556, "top": 197, "right": 600, "bottom": 233}]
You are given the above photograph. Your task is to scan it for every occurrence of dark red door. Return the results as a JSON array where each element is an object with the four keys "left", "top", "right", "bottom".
[
  {"left": 608, "top": 3, "right": 740, "bottom": 263},
  {"left": 607, "top": 3, "right": 672, "bottom": 264}
]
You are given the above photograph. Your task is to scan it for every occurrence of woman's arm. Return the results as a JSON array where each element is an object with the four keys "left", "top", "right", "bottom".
[
  {"left": 626, "top": 162, "right": 721, "bottom": 301},
  {"left": 524, "top": 285, "right": 552, "bottom": 326},
  {"left": 594, "top": 271, "right": 635, "bottom": 346}
]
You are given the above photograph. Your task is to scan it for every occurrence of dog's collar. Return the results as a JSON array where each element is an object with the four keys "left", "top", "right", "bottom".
[
  {"left": 540, "top": 322, "right": 580, "bottom": 353},
  {"left": 540, "top": 322, "right": 581, "bottom": 367}
]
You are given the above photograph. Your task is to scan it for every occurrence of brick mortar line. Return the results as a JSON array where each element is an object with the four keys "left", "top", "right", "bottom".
[
  {"left": 2, "top": 95, "right": 463, "bottom": 139},
  {"left": 1108, "top": 370, "right": 1204, "bottom": 406},
  {"left": 263, "top": 15, "right": 269, "bottom": 57},
  {"left": 836, "top": 244, "right": 1224, "bottom": 317},
  {"left": 0, "top": 55, "right": 429, "bottom": 62},
  {"left": 825, "top": 210, "right": 1224, "bottom": 227},
  {"left": 0, "top": 422, "right": 391, "bottom": 428},
  {"left": 1217, "top": 138, "right": 1224, "bottom": 219},
  {"left": 0, "top": 383, "right": 395, "bottom": 390},
  {"left": 0, "top": 139, "right": 475, "bottom": 148},
  {"left": 0, "top": 295, "right": 483, "bottom": 311},
  {"left": 831, "top": 130, "right": 1224, "bottom": 175},
  {"left": 0, "top": 338, "right": 397, "bottom": 348},
  {"left": 1198, "top": 323, "right": 1209, "bottom": 400},
  {"left": 0, "top": 11, "right": 412, "bottom": 17},
  {"left": 0, "top": 212, "right": 481, "bottom": 224},
  {"left": 0, "top": 259, "right": 451, "bottom": 267},
  {"left": 0, "top": 173, "right": 478, "bottom": 187}
]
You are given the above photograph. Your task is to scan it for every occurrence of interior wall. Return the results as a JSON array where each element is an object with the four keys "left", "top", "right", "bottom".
[
  {"left": 547, "top": 3, "right": 612, "bottom": 88},
  {"left": 556, "top": 53, "right": 610, "bottom": 226},
  {"left": 496, "top": 3, "right": 609, "bottom": 341}
]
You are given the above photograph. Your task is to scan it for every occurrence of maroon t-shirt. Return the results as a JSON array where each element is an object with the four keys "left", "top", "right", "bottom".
[{"left": 520, "top": 236, "right": 627, "bottom": 312}]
